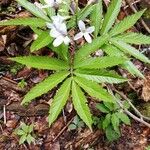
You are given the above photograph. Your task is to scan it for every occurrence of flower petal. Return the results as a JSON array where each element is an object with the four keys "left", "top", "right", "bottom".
[
  {"left": 50, "top": 28, "right": 61, "bottom": 38},
  {"left": 64, "top": 36, "right": 70, "bottom": 45},
  {"left": 84, "top": 32, "right": 92, "bottom": 43},
  {"left": 46, "top": 22, "right": 53, "bottom": 29},
  {"left": 78, "top": 20, "right": 86, "bottom": 31},
  {"left": 44, "top": 0, "right": 54, "bottom": 6},
  {"left": 59, "top": 23, "right": 67, "bottom": 35},
  {"left": 86, "top": 26, "right": 95, "bottom": 34},
  {"left": 52, "top": 15, "right": 65, "bottom": 24},
  {"left": 53, "top": 36, "right": 64, "bottom": 47},
  {"left": 74, "top": 32, "right": 83, "bottom": 40}
]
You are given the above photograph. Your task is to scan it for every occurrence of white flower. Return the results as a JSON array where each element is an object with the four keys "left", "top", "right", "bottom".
[
  {"left": 46, "top": 15, "right": 70, "bottom": 47},
  {"left": 42, "top": 0, "right": 62, "bottom": 8},
  {"left": 74, "top": 20, "right": 95, "bottom": 43}
]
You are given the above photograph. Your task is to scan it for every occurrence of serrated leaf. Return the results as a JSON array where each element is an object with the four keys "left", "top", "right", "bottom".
[
  {"left": 74, "top": 56, "right": 127, "bottom": 69},
  {"left": 21, "top": 71, "right": 69, "bottom": 105},
  {"left": 74, "top": 34, "right": 108, "bottom": 63},
  {"left": 10, "top": 56, "right": 69, "bottom": 70},
  {"left": 30, "top": 31, "right": 53, "bottom": 52},
  {"left": 90, "top": 0, "right": 102, "bottom": 37},
  {"left": 72, "top": 81, "right": 93, "bottom": 130},
  {"left": 102, "top": 44, "right": 144, "bottom": 78},
  {"left": 0, "top": 17, "right": 46, "bottom": 27},
  {"left": 111, "top": 39, "right": 150, "bottom": 63},
  {"left": 117, "top": 112, "right": 131, "bottom": 125},
  {"left": 109, "top": 9, "right": 146, "bottom": 36},
  {"left": 48, "top": 78, "right": 71, "bottom": 126},
  {"left": 67, "top": 4, "right": 95, "bottom": 28},
  {"left": 101, "top": 0, "right": 122, "bottom": 35},
  {"left": 114, "top": 32, "right": 150, "bottom": 45},
  {"left": 75, "top": 69, "right": 127, "bottom": 83},
  {"left": 111, "top": 113, "right": 120, "bottom": 132},
  {"left": 103, "top": 114, "right": 111, "bottom": 129},
  {"left": 16, "top": 0, "right": 50, "bottom": 21},
  {"left": 74, "top": 76, "right": 115, "bottom": 103},
  {"left": 96, "top": 103, "right": 110, "bottom": 113}
]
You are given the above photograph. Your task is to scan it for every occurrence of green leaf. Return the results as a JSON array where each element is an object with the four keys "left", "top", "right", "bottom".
[
  {"left": 75, "top": 69, "right": 127, "bottom": 83},
  {"left": 114, "top": 32, "right": 150, "bottom": 45},
  {"left": 0, "top": 17, "right": 46, "bottom": 27},
  {"left": 90, "top": 0, "right": 102, "bottom": 37},
  {"left": 74, "top": 34, "right": 108, "bottom": 63},
  {"left": 72, "top": 81, "right": 93, "bottom": 130},
  {"left": 74, "top": 76, "right": 114, "bottom": 103},
  {"left": 49, "top": 43, "right": 69, "bottom": 61},
  {"left": 30, "top": 31, "right": 53, "bottom": 52},
  {"left": 103, "top": 114, "right": 111, "bottom": 129},
  {"left": 28, "top": 124, "right": 34, "bottom": 133},
  {"left": 10, "top": 56, "right": 69, "bottom": 70},
  {"left": 17, "top": 129, "right": 25, "bottom": 135},
  {"left": 68, "top": 124, "right": 77, "bottom": 130},
  {"left": 122, "top": 61, "right": 144, "bottom": 78},
  {"left": 67, "top": 5, "right": 95, "bottom": 28},
  {"left": 19, "top": 134, "right": 27, "bottom": 145},
  {"left": 100, "top": 0, "right": 122, "bottom": 35},
  {"left": 21, "top": 123, "right": 28, "bottom": 132},
  {"left": 109, "top": 9, "right": 146, "bottom": 36},
  {"left": 26, "top": 134, "right": 35, "bottom": 144},
  {"left": 105, "top": 125, "right": 120, "bottom": 141},
  {"left": 96, "top": 103, "right": 110, "bottom": 113},
  {"left": 117, "top": 112, "right": 131, "bottom": 125},
  {"left": 21, "top": 71, "right": 69, "bottom": 105},
  {"left": 48, "top": 78, "right": 71, "bottom": 126},
  {"left": 16, "top": 0, "right": 50, "bottom": 21},
  {"left": 111, "top": 39, "right": 150, "bottom": 63},
  {"left": 102, "top": 44, "right": 144, "bottom": 78},
  {"left": 111, "top": 113, "right": 120, "bottom": 132},
  {"left": 74, "top": 56, "right": 127, "bottom": 69}
]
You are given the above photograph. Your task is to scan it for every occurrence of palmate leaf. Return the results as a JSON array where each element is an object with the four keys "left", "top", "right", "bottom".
[
  {"left": 30, "top": 31, "right": 53, "bottom": 52},
  {"left": 10, "top": 56, "right": 69, "bottom": 70},
  {"left": 74, "top": 76, "right": 115, "bottom": 103},
  {"left": 72, "top": 81, "right": 93, "bottom": 130},
  {"left": 111, "top": 39, "right": 150, "bottom": 63},
  {"left": 74, "top": 34, "right": 109, "bottom": 63},
  {"left": 102, "top": 44, "right": 144, "bottom": 78},
  {"left": 21, "top": 71, "right": 69, "bottom": 105},
  {"left": 67, "top": 4, "right": 95, "bottom": 28},
  {"left": 74, "top": 56, "right": 127, "bottom": 69},
  {"left": 113, "top": 32, "right": 150, "bottom": 45},
  {"left": 0, "top": 17, "right": 46, "bottom": 27},
  {"left": 100, "top": 0, "right": 122, "bottom": 35},
  {"left": 16, "top": 0, "right": 50, "bottom": 21},
  {"left": 74, "top": 69, "right": 127, "bottom": 83},
  {"left": 109, "top": 9, "right": 145, "bottom": 37},
  {"left": 48, "top": 78, "right": 71, "bottom": 126},
  {"left": 117, "top": 112, "right": 131, "bottom": 125},
  {"left": 90, "top": 0, "right": 102, "bottom": 37}
]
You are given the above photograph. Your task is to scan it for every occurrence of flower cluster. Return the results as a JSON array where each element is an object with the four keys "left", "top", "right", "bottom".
[{"left": 34, "top": 0, "right": 95, "bottom": 47}]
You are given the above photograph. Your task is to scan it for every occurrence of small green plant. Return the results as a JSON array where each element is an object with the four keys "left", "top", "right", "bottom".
[
  {"left": 15, "top": 122, "right": 35, "bottom": 145},
  {"left": 0, "top": 0, "right": 150, "bottom": 130},
  {"left": 68, "top": 115, "right": 85, "bottom": 130},
  {"left": 94, "top": 101, "right": 131, "bottom": 141},
  {"left": 18, "top": 79, "right": 27, "bottom": 89},
  {"left": 145, "top": 146, "right": 150, "bottom": 150}
]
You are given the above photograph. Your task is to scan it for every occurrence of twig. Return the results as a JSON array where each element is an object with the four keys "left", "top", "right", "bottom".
[
  {"left": 3, "top": 105, "right": 6, "bottom": 125},
  {"left": 125, "top": 0, "right": 150, "bottom": 33},
  {"left": 107, "top": 87, "right": 150, "bottom": 128},
  {"left": 114, "top": 89, "right": 150, "bottom": 121}
]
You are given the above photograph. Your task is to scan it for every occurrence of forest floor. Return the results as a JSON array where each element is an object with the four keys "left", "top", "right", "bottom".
[{"left": 0, "top": 0, "right": 150, "bottom": 149}]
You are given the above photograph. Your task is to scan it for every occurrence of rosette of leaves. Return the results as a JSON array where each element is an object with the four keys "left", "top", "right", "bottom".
[{"left": 0, "top": 0, "right": 150, "bottom": 130}]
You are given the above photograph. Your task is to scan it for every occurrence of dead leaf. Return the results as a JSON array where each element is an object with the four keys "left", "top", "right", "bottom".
[{"left": 142, "top": 75, "right": 150, "bottom": 101}]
